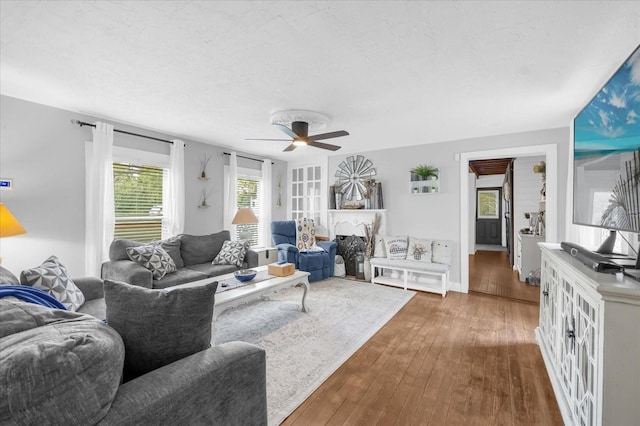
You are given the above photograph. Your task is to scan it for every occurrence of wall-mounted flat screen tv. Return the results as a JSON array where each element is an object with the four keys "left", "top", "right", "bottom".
[{"left": 573, "top": 45, "right": 640, "bottom": 234}]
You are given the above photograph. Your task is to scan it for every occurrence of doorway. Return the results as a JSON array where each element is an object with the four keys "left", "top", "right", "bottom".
[{"left": 459, "top": 144, "right": 558, "bottom": 296}]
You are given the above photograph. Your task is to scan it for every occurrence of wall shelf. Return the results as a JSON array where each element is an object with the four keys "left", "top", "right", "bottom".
[{"left": 410, "top": 177, "right": 439, "bottom": 194}]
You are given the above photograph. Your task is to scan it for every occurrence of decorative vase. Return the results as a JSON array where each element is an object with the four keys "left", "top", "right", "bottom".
[{"left": 364, "top": 255, "right": 371, "bottom": 281}]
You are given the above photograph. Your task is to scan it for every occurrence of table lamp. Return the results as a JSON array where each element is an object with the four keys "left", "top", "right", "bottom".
[
  {"left": 232, "top": 207, "right": 258, "bottom": 242},
  {"left": 0, "top": 202, "right": 27, "bottom": 264}
]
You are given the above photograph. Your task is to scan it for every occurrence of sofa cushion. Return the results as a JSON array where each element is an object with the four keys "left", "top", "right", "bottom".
[
  {"left": 0, "top": 300, "right": 124, "bottom": 425},
  {"left": 384, "top": 236, "right": 409, "bottom": 260},
  {"left": 180, "top": 231, "right": 230, "bottom": 266},
  {"left": 0, "top": 265, "right": 19, "bottom": 285},
  {"left": 20, "top": 256, "right": 85, "bottom": 311},
  {"left": 126, "top": 243, "right": 177, "bottom": 280},
  {"left": 150, "top": 268, "right": 209, "bottom": 289},
  {"left": 104, "top": 279, "right": 218, "bottom": 381},
  {"left": 406, "top": 237, "right": 433, "bottom": 263},
  {"left": 212, "top": 240, "right": 248, "bottom": 267},
  {"left": 185, "top": 263, "right": 240, "bottom": 278}
]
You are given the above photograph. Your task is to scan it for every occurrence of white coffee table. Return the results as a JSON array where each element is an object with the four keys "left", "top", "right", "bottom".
[{"left": 165, "top": 266, "right": 311, "bottom": 319}]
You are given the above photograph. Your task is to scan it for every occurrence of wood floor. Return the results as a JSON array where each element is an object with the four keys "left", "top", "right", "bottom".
[
  {"left": 282, "top": 290, "right": 561, "bottom": 425},
  {"left": 469, "top": 250, "right": 540, "bottom": 303}
]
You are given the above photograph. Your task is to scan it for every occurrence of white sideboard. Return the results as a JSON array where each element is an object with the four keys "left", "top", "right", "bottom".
[{"left": 536, "top": 243, "right": 640, "bottom": 426}]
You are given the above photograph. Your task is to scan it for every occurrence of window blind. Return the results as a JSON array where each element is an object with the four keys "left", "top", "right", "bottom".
[{"left": 113, "top": 162, "right": 164, "bottom": 242}]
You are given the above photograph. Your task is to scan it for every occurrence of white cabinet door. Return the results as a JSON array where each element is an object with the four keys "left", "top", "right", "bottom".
[
  {"left": 572, "top": 288, "right": 599, "bottom": 426},
  {"left": 540, "top": 252, "right": 559, "bottom": 360},
  {"left": 557, "top": 274, "right": 575, "bottom": 405}
]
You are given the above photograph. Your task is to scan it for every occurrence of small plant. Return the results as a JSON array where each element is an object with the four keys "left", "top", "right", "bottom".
[
  {"left": 410, "top": 164, "right": 438, "bottom": 180},
  {"left": 200, "top": 154, "right": 211, "bottom": 178}
]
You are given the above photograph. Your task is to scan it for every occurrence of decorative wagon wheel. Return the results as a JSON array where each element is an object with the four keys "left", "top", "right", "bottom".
[{"left": 334, "top": 155, "right": 376, "bottom": 200}]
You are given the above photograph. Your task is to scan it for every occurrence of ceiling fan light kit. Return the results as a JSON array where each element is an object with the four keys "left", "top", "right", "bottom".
[{"left": 247, "top": 110, "right": 349, "bottom": 152}]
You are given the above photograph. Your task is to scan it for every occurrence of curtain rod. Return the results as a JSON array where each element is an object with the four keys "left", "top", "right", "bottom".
[
  {"left": 71, "top": 120, "right": 177, "bottom": 145},
  {"left": 223, "top": 152, "right": 274, "bottom": 164}
]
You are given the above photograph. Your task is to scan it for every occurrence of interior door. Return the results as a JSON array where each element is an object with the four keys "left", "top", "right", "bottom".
[{"left": 476, "top": 188, "right": 502, "bottom": 245}]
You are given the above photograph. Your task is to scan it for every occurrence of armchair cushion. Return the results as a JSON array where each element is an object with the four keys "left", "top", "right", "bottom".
[
  {"left": 104, "top": 279, "right": 218, "bottom": 381},
  {"left": 20, "top": 256, "right": 85, "bottom": 311}
]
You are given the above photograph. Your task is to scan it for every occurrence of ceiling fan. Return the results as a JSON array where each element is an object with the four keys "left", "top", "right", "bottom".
[{"left": 246, "top": 121, "right": 348, "bottom": 152}]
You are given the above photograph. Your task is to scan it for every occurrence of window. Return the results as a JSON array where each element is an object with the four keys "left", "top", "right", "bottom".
[
  {"left": 236, "top": 172, "right": 262, "bottom": 246},
  {"left": 112, "top": 147, "right": 170, "bottom": 243},
  {"left": 291, "top": 165, "right": 321, "bottom": 226},
  {"left": 113, "top": 163, "right": 165, "bottom": 242}
]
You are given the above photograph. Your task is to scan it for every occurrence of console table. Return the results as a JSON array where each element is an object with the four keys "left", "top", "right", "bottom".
[{"left": 536, "top": 243, "right": 640, "bottom": 426}]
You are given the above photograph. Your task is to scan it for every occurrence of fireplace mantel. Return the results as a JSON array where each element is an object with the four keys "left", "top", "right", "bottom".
[{"left": 328, "top": 209, "right": 387, "bottom": 240}]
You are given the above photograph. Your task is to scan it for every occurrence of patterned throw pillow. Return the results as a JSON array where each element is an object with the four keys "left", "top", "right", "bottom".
[
  {"left": 432, "top": 240, "right": 453, "bottom": 265},
  {"left": 384, "top": 236, "right": 409, "bottom": 260},
  {"left": 406, "top": 237, "right": 433, "bottom": 263},
  {"left": 212, "top": 240, "right": 248, "bottom": 267},
  {"left": 20, "top": 256, "right": 85, "bottom": 311},
  {"left": 126, "top": 243, "right": 177, "bottom": 280},
  {"left": 296, "top": 218, "right": 316, "bottom": 251}
]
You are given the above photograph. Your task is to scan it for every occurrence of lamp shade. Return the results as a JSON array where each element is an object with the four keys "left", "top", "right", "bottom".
[
  {"left": 232, "top": 207, "right": 258, "bottom": 225},
  {"left": 0, "top": 202, "right": 27, "bottom": 237}
]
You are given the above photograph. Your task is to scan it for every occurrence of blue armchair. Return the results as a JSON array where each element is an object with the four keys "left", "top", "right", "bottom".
[{"left": 271, "top": 221, "right": 337, "bottom": 282}]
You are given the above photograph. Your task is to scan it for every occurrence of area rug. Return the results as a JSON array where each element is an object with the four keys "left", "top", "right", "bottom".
[{"left": 213, "top": 278, "right": 415, "bottom": 426}]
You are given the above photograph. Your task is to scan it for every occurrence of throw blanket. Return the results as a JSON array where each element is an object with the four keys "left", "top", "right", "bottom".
[{"left": 0, "top": 285, "right": 66, "bottom": 310}]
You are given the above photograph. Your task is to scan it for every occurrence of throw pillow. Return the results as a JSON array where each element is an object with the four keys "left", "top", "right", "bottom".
[
  {"left": 0, "top": 265, "right": 20, "bottom": 285},
  {"left": 432, "top": 240, "right": 454, "bottom": 265},
  {"left": 104, "top": 279, "right": 218, "bottom": 381},
  {"left": 212, "top": 240, "right": 248, "bottom": 267},
  {"left": 384, "top": 236, "right": 409, "bottom": 260},
  {"left": 126, "top": 243, "right": 177, "bottom": 280},
  {"left": 406, "top": 237, "right": 433, "bottom": 263},
  {"left": 296, "top": 218, "right": 316, "bottom": 251},
  {"left": 20, "top": 256, "right": 85, "bottom": 311}
]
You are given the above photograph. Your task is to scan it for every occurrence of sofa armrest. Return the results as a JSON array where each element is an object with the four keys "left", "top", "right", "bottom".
[
  {"left": 73, "top": 277, "right": 104, "bottom": 301},
  {"left": 243, "top": 249, "right": 259, "bottom": 268},
  {"left": 101, "top": 261, "right": 153, "bottom": 289},
  {"left": 98, "top": 341, "right": 267, "bottom": 426}
]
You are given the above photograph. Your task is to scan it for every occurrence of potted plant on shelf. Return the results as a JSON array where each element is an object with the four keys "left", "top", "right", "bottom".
[{"left": 410, "top": 164, "right": 438, "bottom": 181}]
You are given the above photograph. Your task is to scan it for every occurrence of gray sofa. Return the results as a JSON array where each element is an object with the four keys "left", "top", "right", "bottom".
[{"left": 101, "top": 230, "right": 259, "bottom": 289}]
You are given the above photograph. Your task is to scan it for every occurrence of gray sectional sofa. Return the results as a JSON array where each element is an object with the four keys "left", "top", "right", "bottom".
[{"left": 101, "top": 230, "right": 258, "bottom": 289}]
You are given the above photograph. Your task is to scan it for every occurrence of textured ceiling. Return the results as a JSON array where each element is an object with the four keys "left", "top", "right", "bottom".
[{"left": 1, "top": 1, "right": 639, "bottom": 162}]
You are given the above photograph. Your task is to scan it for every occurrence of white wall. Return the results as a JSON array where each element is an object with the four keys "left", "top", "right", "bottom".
[
  {"left": 0, "top": 95, "right": 287, "bottom": 276},
  {"left": 328, "top": 127, "right": 570, "bottom": 288},
  {"left": 513, "top": 156, "right": 545, "bottom": 234}
]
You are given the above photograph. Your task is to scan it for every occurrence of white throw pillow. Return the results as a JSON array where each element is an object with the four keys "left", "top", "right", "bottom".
[
  {"left": 296, "top": 218, "right": 316, "bottom": 251},
  {"left": 406, "top": 237, "right": 433, "bottom": 263},
  {"left": 384, "top": 236, "right": 408, "bottom": 260},
  {"left": 432, "top": 240, "right": 453, "bottom": 265}
]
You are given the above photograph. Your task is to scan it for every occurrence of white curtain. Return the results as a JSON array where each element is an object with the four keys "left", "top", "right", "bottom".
[
  {"left": 261, "top": 159, "right": 273, "bottom": 246},
  {"left": 163, "top": 139, "right": 185, "bottom": 238},
  {"left": 224, "top": 152, "right": 238, "bottom": 239},
  {"left": 85, "top": 122, "right": 115, "bottom": 276}
]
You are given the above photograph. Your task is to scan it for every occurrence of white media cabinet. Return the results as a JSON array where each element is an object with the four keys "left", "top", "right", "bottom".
[{"left": 536, "top": 243, "right": 640, "bottom": 426}]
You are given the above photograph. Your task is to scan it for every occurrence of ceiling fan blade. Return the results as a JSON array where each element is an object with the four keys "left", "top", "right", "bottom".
[
  {"left": 274, "top": 123, "right": 298, "bottom": 139},
  {"left": 245, "top": 138, "right": 291, "bottom": 141},
  {"left": 308, "top": 130, "right": 349, "bottom": 141},
  {"left": 283, "top": 144, "right": 297, "bottom": 152},
  {"left": 307, "top": 141, "right": 341, "bottom": 151}
]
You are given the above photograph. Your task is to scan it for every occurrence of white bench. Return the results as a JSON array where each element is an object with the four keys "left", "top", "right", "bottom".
[{"left": 369, "top": 257, "right": 449, "bottom": 297}]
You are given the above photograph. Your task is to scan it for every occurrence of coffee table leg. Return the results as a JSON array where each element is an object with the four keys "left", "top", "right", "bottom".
[{"left": 296, "top": 282, "right": 309, "bottom": 312}]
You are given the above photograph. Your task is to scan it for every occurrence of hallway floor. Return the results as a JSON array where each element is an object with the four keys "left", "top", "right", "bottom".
[{"left": 469, "top": 250, "right": 540, "bottom": 304}]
